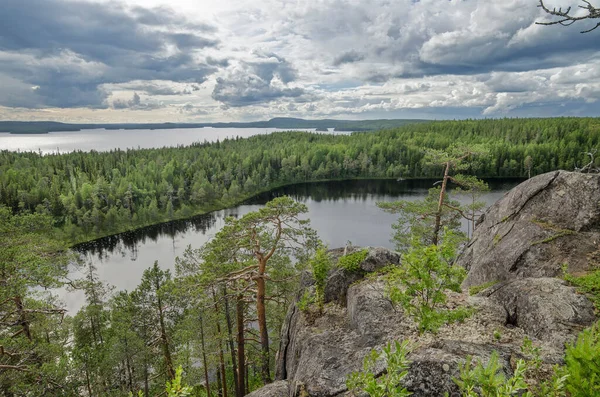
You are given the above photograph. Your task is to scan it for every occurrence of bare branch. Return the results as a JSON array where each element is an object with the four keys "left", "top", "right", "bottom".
[{"left": 537, "top": 0, "right": 600, "bottom": 33}]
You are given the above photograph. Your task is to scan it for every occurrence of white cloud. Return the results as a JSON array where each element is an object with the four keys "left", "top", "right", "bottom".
[{"left": 2, "top": 0, "right": 600, "bottom": 120}]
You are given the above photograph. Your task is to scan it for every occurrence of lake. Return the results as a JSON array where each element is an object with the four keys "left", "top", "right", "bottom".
[
  {"left": 61, "top": 178, "right": 521, "bottom": 312},
  {"left": 0, "top": 127, "right": 342, "bottom": 154}
]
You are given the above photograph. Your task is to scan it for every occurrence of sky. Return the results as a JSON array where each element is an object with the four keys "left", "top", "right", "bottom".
[{"left": 1, "top": 0, "right": 599, "bottom": 123}]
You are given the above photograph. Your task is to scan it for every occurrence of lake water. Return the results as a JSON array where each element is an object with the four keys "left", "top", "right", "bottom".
[
  {"left": 61, "top": 178, "right": 520, "bottom": 312},
  {"left": 0, "top": 127, "right": 339, "bottom": 154}
]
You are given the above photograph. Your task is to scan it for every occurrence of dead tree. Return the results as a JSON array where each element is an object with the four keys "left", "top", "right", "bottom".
[
  {"left": 575, "top": 149, "right": 600, "bottom": 173},
  {"left": 537, "top": 0, "right": 600, "bottom": 33}
]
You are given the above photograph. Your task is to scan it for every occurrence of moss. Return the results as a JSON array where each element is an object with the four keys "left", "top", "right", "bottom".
[
  {"left": 531, "top": 230, "right": 576, "bottom": 246},
  {"left": 338, "top": 249, "right": 369, "bottom": 273},
  {"left": 493, "top": 233, "right": 502, "bottom": 246},
  {"left": 469, "top": 280, "right": 499, "bottom": 295},
  {"left": 530, "top": 217, "right": 576, "bottom": 246}
]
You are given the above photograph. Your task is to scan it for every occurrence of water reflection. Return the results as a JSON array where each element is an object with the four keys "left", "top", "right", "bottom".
[{"left": 73, "top": 178, "right": 518, "bottom": 261}]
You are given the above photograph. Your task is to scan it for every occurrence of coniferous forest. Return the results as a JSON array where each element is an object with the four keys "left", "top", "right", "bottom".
[
  {"left": 1, "top": 118, "right": 600, "bottom": 396},
  {"left": 1, "top": 118, "right": 599, "bottom": 244}
]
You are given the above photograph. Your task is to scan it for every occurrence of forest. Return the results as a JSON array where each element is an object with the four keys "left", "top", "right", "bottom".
[
  {"left": 1, "top": 117, "right": 599, "bottom": 244},
  {"left": 1, "top": 117, "right": 600, "bottom": 396}
]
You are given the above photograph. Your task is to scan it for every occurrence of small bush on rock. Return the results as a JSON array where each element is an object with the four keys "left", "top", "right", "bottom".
[
  {"left": 347, "top": 340, "right": 412, "bottom": 397},
  {"left": 563, "top": 321, "right": 600, "bottom": 397},
  {"left": 338, "top": 249, "right": 369, "bottom": 272},
  {"left": 309, "top": 246, "right": 332, "bottom": 312},
  {"left": 386, "top": 229, "right": 468, "bottom": 333}
]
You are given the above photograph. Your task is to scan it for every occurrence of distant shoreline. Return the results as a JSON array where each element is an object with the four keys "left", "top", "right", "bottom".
[{"left": 0, "top": 117, "right": 429, "bottom": 134}]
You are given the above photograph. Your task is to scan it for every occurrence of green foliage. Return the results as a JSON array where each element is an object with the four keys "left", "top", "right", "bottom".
[
  {"left": 2, "top": 117, "right": 599, "bottom": 243},
  {"left": 455, "top": 351, "right": 530, "bottom": 397},
  {"left": 0, "top": 207, "right": 72, "bottom": 395},
  {"left": 347, "top": 340, "right": 412, "bottom": 397},
  {"left": 563, "top": 321, "right": 600, "bottom": 396},
  {"left": 166, "top": 366, "right": 193, "bottom": 397},
  {"left": 386, "top": 229, "right": 468, "bottom": 333},
  {"left": 563, "top": 269, "right": 600, "bottom": 311},
  {"left": 469, "top": 281, "right": 498, "bottom": 296},
  {"left": 455, "top": 338, "right": 569, "bottom": 397},
  {"left": 378, "top": 187, "right": 464, "bottom": 251},
  {"left": 493, "top": 329, "right": 502, "bottom": 341},
  {"left": 298, "top": 290, "right": 316, "bottom": 312},
  {"left": 309, "top": 247, "right": 332, "bottom": 311},
  {"left": 338, "top": 249, "right": 369, "bottom": 273},
  {"left": 453, "top": 174, "right": 490, "bottom": 239}
]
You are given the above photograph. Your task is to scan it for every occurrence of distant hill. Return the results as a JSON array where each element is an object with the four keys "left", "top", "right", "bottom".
[{"left": 0, "top": 118, "right": 430, "bottom": 134}]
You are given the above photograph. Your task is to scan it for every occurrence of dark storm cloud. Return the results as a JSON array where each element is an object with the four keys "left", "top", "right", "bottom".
[
  {"left": 212, "top": 53, "right": 307, "bottom": 107},
  {"left": 333, "top": 50, "right": 365, "bottom": 66},
  {"left": 0, "top": 0, "right": 220, "bottom": 108}
]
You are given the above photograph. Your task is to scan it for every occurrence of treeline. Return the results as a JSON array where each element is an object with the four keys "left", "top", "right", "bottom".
[
  {"left": 1, "top": 117, "right": 599, "bottom": 243},
  {"left": 0, "top": 117, "right": 427, "bottom": 134}
]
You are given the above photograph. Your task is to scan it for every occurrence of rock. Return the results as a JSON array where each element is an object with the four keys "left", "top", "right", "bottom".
[
  {"left": 276, "top": 279, "right": 402, "bottom": 396},
  {"left": 481, "top": 278, "right": 596, "bottom": 349},
  {"left": 405, "top": 341, "right": 514, "bottom": 397},
  {"left": 459, "top": 170, "right": 600, "bottom": 288},
  {"left": 323, "top": 247, "right": 401, "bottom": 306},
  {"left": 266, "top": 173, "right": 600, "bottom": 396},
  {"left": 246, "top": 380, "right": 290, "bottom": 397},
  {"left": 275, "top": 274, "right": 535, "bottom": 397}
]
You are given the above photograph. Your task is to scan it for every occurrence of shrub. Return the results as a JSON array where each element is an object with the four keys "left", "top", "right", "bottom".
[
  {"left": 298, "top": 290, "right": 316, "bottom": 312},
  {"left": 346, "top": 340, "right": 412, "bottom": 397},
  {"left": 386, "top": 229, "right": 468, "bottom": 333},
  {"left": 563, "top": 321, "right": 600, "bottom": 396},
  {"left": 166, "top": 366, "right": 193, "bottom": 397},
  {"left": 309, "top": 246, "right": 332, "bottom": 311},
  {"left": 455, "top": 339, "right": 568, "bottom": 397},
  {"left": 338, "top": 249, "right": 368, "bottom": 273},
  {"left": 455, "top": 351, "right": 530, "bottom": 397}
]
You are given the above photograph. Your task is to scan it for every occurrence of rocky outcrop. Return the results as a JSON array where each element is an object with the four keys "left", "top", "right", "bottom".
[
  {"left": 459, "top": 170, "right": 600, "bottom": 287},
  {"left": 323, "top": 247, "right": 401, "bottom": 306},
  {"left": 480, "top": 278, "right": 596, "bottom": 350},
  {"left": 249, "top": 172, "right": 599, "bottom": 397}
]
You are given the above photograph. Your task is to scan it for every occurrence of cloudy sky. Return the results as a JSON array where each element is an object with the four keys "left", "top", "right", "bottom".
[{"left": 1, "top": 0, "right": 599, "bottom": 122}]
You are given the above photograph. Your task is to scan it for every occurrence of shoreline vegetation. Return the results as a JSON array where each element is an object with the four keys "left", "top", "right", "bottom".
[
  {"left": 1, "top": 117, "right": 599, "bottom": 247},
  {"left": 72, "top": 175, "right": 523, "bottom": 250}
]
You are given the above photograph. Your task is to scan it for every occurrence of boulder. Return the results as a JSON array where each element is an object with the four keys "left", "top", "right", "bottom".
[
  {"left": 323, "top": 247, "right": 401, "bottom": 306},
  {"left": 246, "top": 380, "right": 290, "bottom": 397},
  {"left": 459, "top": 170, "right": 600, "bottom": 288},
  {"left": 480, "top": 278, "right": 596, "bottom": 349}
]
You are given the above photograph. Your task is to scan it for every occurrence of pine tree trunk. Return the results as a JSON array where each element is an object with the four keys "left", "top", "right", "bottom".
[
  {"left": 256, "top": 269, "right": 271, "bottom": 383},
  {"left": 236, "top": 294, "right": 246, "bottom": 397},
  {"left": 223, "top": 287, "right": 240, "bottom": 397},
  {"left": 200, "top": 315, "right": 212, "bottom": 397},
  {"left": 156, "top": 282, "right": 175, "bottom": 380},
  {"left": 433, "top": 161, "right": 450, "bottom": 245}
]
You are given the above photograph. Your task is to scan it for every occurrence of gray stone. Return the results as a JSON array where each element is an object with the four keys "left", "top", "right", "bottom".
[
  {"left": 246, "top": 380, "right": 290, "bottom": 397},
  {"left": 481, "top": 278, "right": 596, "bottom": 349},
  {"left": 323, "top": 247, "right": 401, "bottom": 306},
  {"left": 459, "top": 171, "right": 600, "bottom": 288}
]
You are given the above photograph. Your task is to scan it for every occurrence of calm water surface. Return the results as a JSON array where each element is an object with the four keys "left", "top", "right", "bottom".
[
  {"left": 61, "top": 179, "right": 520, "bottom": 312},
  {"left": 0, "top": 127, "right": 339, "bottom": 154}
]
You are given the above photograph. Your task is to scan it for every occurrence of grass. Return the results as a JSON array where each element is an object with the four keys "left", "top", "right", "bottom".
[{"left": 469, "top": 280, "right": 499, "bottom": 296}]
